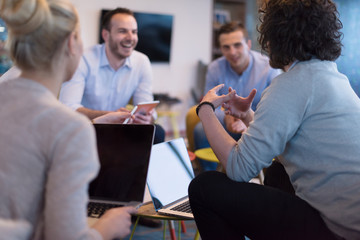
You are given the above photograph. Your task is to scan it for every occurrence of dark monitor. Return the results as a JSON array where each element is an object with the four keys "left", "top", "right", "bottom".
[
  {"left": 99, "top": 10, "right": 173, "bottom": 63},
  {"left": 89, "top": 124, "right": 155, "bottom": 203}
]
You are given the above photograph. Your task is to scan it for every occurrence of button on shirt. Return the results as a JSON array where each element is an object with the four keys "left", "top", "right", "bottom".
[{"left": 59, "top": 44, "right": 154, "bottom": 111}]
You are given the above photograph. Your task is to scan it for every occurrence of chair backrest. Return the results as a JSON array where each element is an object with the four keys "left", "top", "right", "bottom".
[{"left": 185, "top": 105, "right": 200, "bottom": 152}]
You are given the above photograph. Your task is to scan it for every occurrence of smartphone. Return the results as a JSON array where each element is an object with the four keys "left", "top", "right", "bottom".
[{"left": 132, "top": 100, "right": 160, "bottom": 115}]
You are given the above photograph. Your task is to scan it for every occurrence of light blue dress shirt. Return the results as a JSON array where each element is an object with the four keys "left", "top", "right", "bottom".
[
  {"left": 204, "top": 50, "right": 282, "bottom": 121},
  {"left": 59, "top": 44, "right": 154, "bottom": 111},
  {"left": 194, "top": 50, "right": 281, "bottom": 171}
]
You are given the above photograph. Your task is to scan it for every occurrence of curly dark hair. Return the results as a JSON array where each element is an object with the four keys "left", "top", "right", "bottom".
[{"left": 258, "top": 0, "right": 343, "bottom": 69}]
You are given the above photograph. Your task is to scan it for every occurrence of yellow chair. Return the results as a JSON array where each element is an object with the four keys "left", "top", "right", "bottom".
[
  {"left": 194, "top": 147, "right": 227, "bottom": 173},
  {"left": 185, "top": 105, "right": 200, "bottom": 152},
  {"left": 185, "top": 105, "right": 265, "bottom": 183}
]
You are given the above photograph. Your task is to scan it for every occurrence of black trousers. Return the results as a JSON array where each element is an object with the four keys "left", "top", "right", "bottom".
[
  {"left": 153, "top": 124, "right": 165, "bottom": 144},
  {"left": 188, "top": 171, "right": 341, "bottom": 240}
]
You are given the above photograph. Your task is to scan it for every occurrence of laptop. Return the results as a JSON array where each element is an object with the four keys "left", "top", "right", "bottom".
[
  {"left": 147, "top": 138, "right": 194, "bottom": 219},
  {"left": 87, "top": 124, "right": 155, "bottom": 223}
]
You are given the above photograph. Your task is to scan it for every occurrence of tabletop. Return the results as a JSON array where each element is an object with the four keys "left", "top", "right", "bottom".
[{"left": 136, "top": 202, "right": 191, "bottom": 221}]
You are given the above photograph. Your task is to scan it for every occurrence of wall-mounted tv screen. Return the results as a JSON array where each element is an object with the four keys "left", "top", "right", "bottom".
[{"left": 99, "top": 10, "right": 173, "bottom": 63}]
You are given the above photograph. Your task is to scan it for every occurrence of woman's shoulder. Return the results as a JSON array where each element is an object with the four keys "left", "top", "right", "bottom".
[
  {"left": 49, "top": 101, "right": 92, "bottom": 131},
  {"left": 28, "top": 89, "right": 94, "bottom": 139}
]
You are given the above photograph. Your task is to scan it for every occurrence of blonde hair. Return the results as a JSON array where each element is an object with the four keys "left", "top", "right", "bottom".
[{"left": 0, "top": 0, "right": 78, "bottom": 71}]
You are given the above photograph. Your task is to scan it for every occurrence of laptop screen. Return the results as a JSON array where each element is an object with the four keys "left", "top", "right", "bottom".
[
  {"left": 147, "top": 138, "right": 195, "bottom": 210},
  {"left": 89, "top": 124, "right": 155, "bottom": 203}
]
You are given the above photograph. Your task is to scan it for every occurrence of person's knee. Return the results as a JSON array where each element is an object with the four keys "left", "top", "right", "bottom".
[
  {"left": 193, "top": 122, "right": 204, "bottom": 140},
  {"left": 194, "top": 122, "right": 202, "bottom": 131},
  {"left": 154, "top": 124, "right": 165, "bottom": 144},
  {"left": 193, "top": 123, "right": 209, "bottom": 149},
  {"left": 199, "top": 160, "right": 218, "bottom": 172},
  {"left": 189, "top": 171, "right": 222, "bottom": 197}
]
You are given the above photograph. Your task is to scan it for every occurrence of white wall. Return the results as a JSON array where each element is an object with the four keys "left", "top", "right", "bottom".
[{"left": 70, "top": 0, "right": 213, "bottom": 133}]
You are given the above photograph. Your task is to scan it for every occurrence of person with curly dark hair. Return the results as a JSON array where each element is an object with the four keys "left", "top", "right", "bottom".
[
  {"left": 258, "top": 0, "right": 343, "bottom": 68},
  {"left": 188, "top": 0, "right": 360, "bottom": 239}
]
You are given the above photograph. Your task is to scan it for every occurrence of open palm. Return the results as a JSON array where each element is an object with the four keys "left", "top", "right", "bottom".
[{"left": 222, "top": 88, "right": 257, "bottom": 119}]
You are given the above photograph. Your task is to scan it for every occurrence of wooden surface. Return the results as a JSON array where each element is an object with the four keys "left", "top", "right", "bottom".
[{"left": 136, "top": 202, "right": 189, "bottom": 221}]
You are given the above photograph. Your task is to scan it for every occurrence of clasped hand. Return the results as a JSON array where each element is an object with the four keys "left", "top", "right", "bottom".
[{"left": 201, "top": 84, "right": 257, "bottom": 120}]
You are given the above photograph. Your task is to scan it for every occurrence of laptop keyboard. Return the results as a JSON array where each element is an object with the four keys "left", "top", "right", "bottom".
[
  {"left": 170, "top": 201, "right": 192, "bottom": 213},
  {"left": 87, "top": 202, "right": 124, "bottom": 218}
]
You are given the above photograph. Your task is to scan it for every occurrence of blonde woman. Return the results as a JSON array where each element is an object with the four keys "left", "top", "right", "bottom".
[{"left": 0, "top": 0, "right": 136, "bottom": 239}]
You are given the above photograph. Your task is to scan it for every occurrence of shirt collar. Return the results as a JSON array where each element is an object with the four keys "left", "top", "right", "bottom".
[{"left": 288, "top": 60, "right": 299, "bottom": 71}]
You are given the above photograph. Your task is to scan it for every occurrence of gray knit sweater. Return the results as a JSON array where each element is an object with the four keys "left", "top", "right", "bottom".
[
  {"left": 227, "top": 59, "right": 360, "bottom": 239},
  {"left": 0, "top": 78, "right": 102, "bottom": 239}
]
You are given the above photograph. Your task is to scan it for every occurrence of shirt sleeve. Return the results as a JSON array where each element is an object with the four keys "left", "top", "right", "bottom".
[
  {"left": 59, "top": 57, "right": 88, "bottom": 110},
  {"left": 43, "top": 119, "right": 101, "bottom": 240},
  {"left": 226, "top": 74, "right": 310, "bottom": 182},
  {"left": 132, "top": 55, "right": 157, "bottom": 119},
  {"left": 132, "top": 56, "right": 154, "bottom": 105}
]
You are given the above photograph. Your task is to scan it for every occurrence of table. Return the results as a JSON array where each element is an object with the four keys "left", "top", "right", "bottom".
[{"left": 130, "top": 202, "right": 199, "bottom": 240}]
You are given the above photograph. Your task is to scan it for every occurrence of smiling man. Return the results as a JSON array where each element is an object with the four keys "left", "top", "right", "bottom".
[
  {"left": 58, "top": 7, "right": 165, "bottom": 145},
  {"left": 58, "top": 7, "right": 164, "bottom": 228},
  {"left": 194, "top": 22, "right": 281, "bottom": 171}
]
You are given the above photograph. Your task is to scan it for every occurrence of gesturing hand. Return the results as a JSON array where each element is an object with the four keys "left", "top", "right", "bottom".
[
  {"left": 222, "top": 88, "right": 257, "bottom": 119},
  {"left": 201, "top": 84, "right": 236, "bottom": 109}
]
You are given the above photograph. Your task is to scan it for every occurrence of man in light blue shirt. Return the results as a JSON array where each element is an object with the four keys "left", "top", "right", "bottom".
[
  {"left": 59, "top": 7, "right": 164, "bottom": 144},
  {"left": 59, "top": 46, "right": 153, "bottom": 116},
  {"left": 194, "top": 22, "right": 281, "bottom": 171}
]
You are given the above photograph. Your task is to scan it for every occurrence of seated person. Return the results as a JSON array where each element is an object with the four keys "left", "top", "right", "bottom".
[
  {"left": 0, "top": 8, "right": 166, "bottom": 144},
  {"left": 0, "top": 0, "right": 136, "bottom": 239},
  {"left": 59, "top": 7, "right": 165, "bottom": 144},
  {"left": 189, "top": 0, "right": 360, "bottom": 239},
  {"left": 194, "top": 22, "right": 281, "bottom": 171}
]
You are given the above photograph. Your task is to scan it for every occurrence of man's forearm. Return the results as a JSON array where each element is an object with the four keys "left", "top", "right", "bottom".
[{"left": 76, "top": 107, "right": 111, "bottom": 120}]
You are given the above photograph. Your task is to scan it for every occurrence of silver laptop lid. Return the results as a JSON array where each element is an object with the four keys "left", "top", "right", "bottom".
[
  {"left": 147, "top": 138, "right": 195, "bottom": 211},
  {"left": 89, "top": 124, "right": 155, "bottom": 204}
]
